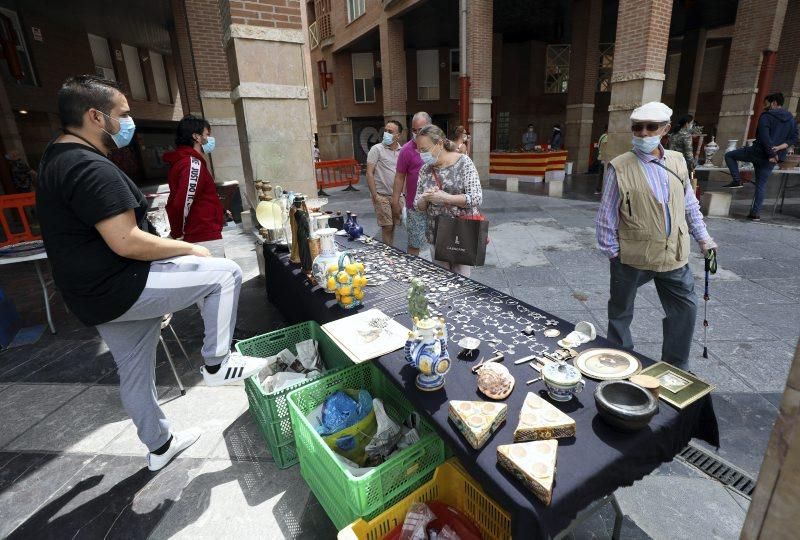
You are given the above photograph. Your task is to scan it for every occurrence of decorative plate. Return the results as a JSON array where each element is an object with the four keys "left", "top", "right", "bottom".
[{"left": 573, "top": 348, "right": 641, "bottom": 381}]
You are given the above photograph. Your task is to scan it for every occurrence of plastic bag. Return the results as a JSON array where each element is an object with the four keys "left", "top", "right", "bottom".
[
  {"left": 436, "top": 525, "right": 461, "bottom": 540},
  {"left": 317, "top": 389, "right": 373, "bottom": 436},
  {"left": 400, "top": 503, "right": 436, "bottom": 540},
  {"left": 365, "top": 398, "right": 402, "bottom": 462}
]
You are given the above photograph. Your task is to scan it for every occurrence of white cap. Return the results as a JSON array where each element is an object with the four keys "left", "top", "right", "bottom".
[{"left": 630, "top": 102, "right": 672, "bottom": 122}]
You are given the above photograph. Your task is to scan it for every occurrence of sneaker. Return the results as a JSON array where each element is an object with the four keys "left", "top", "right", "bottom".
[
  {"left": 722, "top": 181, "right": 743, "bottom": 189},
  {"left": 747, "top": 213, "right": 761, "bottom": 221},
  {"left": 147, "top": 428, "right": 201, "bottom": 471},
  {"left": 201, "top": 352, "right": 267, "bottom": 387}
]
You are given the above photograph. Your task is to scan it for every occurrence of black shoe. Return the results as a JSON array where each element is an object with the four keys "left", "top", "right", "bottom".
[
  {"left": 747, "top": 213, "right": 761, "bottom": 221},
  {"left": 722, "top": 181, "right": 743, "bottom": 189}
]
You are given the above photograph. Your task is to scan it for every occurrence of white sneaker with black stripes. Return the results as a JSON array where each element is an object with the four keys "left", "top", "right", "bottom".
[{"left": 201, "top": 352, "right": 267, "bottom": 386}]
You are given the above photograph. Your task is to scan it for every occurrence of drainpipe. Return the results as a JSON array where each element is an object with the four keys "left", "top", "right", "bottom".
[
  {"left": 459, "top": 0, "right": 470, "bottom": 132},
  {"left": 747, "top": 50, "right": 778, "bottom": 140}
]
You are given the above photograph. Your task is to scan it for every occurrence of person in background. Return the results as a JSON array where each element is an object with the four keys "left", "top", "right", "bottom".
[
  {"left": 522, "top": 124, "right": 537, "bottom": 151},
  {"left": 36, "top": 76, "right": 266, "bottom": 472},
  {"left": 453, "top": 125, "right": 470, "bottom": 155},
  {"left": 595, "top": 101, "right": 718, "bottom": 365},
  {"left": 163, "top": 116, "right": 224, "bottom": 254},
  {"left": 722, "top": 92, "right": 799, "bottom": 221},
  {"left": 550, "top": 124, "right": 563, "bottom": 150},
  {"left": 669, "top": 115, "right": 696, "bottom": 180},
  {"left": 366, "top": 120, "right": 403, "bottom": 246},
  {"left": 414, "top": 124, "right": 483, "bottom": 278},
  {"left": 4, "top": 149, "right": 37, "bottom": 192},
  {"left": 313, "top": 142, "right": 321, "bottom": 162},
  {"left": 392, "top": 111, "right": 431, "bottom": 256},
  {"left": 595, "top": 126, "right": 609, "bottom": 194}
]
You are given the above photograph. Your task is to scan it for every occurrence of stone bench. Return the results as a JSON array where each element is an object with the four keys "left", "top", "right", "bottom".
[{"left": 701, "top": 191, "right": 732, "bottom": 217}]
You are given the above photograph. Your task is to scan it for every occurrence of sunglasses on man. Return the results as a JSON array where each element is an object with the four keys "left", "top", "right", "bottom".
[{"left": 631, "top": 122, "right": 668, "bottom": 132}]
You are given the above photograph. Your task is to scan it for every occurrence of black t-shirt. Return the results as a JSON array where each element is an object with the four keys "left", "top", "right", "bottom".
[{"left": 36, "top": 142, "right": 152, "bottom": 326}]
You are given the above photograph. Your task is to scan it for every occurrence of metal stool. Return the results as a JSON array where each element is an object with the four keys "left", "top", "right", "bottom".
[{"left": 160, "top": 314, "right": 192, "bottom": 396}]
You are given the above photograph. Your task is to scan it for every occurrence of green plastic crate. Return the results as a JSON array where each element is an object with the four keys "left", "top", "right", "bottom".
[
  {"left": 287, "top": 362, "right": 446, "bottom": 529},
  {"left": 236, "top": 321, "right": 353, "bottom": 469}
]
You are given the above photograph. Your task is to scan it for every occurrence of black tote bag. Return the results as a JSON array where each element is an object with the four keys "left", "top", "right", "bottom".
[{"left": 433, "top": 214, "right": 489, "bottom": 266}]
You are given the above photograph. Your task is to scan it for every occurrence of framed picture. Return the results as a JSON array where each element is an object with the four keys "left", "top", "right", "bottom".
[{"left": 639, "top": 362, "right": 715, "bottom": 409}]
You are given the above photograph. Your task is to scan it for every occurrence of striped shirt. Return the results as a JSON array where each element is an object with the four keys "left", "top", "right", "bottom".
[{"left": 595, "top": 145, "right": 711, "bottom": 259}]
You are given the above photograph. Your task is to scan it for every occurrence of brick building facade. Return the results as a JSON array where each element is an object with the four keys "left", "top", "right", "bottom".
[
  {"left": 305, "top": 0, "right": 800, "bottom": 178},
  {"left": 1, "top": 0, "right": 799, "bottom": 197}
]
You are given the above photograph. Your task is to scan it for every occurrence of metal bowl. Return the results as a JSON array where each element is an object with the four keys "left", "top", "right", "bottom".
[{"left": 594, "top": 380, "right": 659, "bottom": 431}]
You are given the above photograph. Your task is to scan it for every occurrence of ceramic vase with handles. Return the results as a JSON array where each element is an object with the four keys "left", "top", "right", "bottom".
[
  {"left": 312, "top": 228, "right": 340, "bottom": 292},
  {"left": 725, "top": 139, "right": 738, "bottom": 153},
  {"left": 348, "top": 214, "right": 364, "bottom": 240},
  {"left": 703, "top": 136, "right": 719, "bottom": 167},
  {"left": 329, "top": 252, "right": 367, "bottom": 309},
  {"left": 404, "top": 317, "right": 451, "bottom": 391},
  {"left": 344, "top": 211, "right": 354, "bottom": 235},
  {"left": 542, "top": 361, "right": 585, "bottom": 402}
]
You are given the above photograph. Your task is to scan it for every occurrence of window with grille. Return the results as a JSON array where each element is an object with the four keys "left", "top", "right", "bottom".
[
  {"left": 449, "top": 49, "right": 460, "bottom": 100},
  {"left": 347, "top": 0, "right": 366, "bottom": 23},
  {"left": 0, "top": 8, "right": 37, "bottom": 86},
  {"left": 321, "top": 87, "right": 328, "bottom": 108},
  {"left": 352, "top": 52, "right": 375, "bottom": 103},
  {"left": 417, "top": 49, "right": 439, "bottom": 101},
  {"left": 597, "top": 43, "right": 614, "bottom": 92},
  {"left": 545, "top": 44, "right": 570, "bottom": 94},
  {"left": 122, "top": 44, "right": 147, "bottom": 100}
]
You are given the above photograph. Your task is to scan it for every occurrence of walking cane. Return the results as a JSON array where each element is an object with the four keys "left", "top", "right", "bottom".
[{"left": 703, "top": 248, "right": 717, "bottom": 359}]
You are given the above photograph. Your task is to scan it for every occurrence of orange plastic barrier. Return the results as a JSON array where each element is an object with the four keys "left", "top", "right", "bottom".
[
  {"left": 315, "top": 158, "right": 361, "bottom": 195},
  {"left": 0, "top": 192, "right": 40, "bottom": 248}
]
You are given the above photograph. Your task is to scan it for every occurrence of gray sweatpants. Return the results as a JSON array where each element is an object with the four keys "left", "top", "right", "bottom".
[
  {"left": 607, "top": 258, "right": 697, "bottom": 364},
  {"left": 96, "top": 255, "right": 243, "bottom": 451}
]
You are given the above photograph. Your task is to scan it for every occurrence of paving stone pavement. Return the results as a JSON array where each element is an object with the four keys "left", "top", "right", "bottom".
[{"left": 0, "top": 176, "right": 797, "bottom": 538}]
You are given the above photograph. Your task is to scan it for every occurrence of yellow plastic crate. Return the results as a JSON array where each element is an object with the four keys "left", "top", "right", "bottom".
[{"left": 338, "top": 459, "right": 512, "bottom": 540}]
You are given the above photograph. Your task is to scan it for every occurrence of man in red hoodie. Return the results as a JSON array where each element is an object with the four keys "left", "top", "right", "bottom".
[{"left": 164, "top": 116, "right": 224, "bottom": 246}]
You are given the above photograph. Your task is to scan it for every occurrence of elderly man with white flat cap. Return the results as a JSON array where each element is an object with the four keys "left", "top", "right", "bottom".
[{"left": 595, "top": 101, "right": 718, "bottom": 365}]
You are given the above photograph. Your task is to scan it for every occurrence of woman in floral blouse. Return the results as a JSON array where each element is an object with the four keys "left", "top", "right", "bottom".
[{"left": 414, "top": 124, "right": 483, "bottom": 277}]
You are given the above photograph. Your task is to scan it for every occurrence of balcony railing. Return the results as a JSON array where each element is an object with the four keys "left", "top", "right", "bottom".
[{"left": 309, "top": 21, "right": 320, "bottom": 50}]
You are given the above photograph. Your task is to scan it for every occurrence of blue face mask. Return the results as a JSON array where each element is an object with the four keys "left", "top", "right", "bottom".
[
  {"left": 420, "top": 147, "right": 440, "bottom": 166},
  {"left": 100, "top": 112, "right": 136, "bottom": 148},
  {"left": 632, "top": 135, "right": 661, "bottom": 154},
  {"left": 382, "top": 132, "right": 395, "bottom": 146},
  {"left": 202, "top": 136, "right": 216, "bottom": 154}
]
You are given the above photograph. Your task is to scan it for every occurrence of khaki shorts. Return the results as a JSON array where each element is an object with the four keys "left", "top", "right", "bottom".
[{"left": 373, "top": 193, "right": 397, "bottom": 227}]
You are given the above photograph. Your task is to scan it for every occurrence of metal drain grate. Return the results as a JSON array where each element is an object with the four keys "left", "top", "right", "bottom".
[{"left": 677, "top": 443, "right": 756, "bottom": 498}]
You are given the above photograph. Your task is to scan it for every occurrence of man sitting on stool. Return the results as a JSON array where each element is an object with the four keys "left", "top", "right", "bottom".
[
  {"left": 595, "top": 102, "right": 718, "bottom": 364},
  {"left": 722, "top": 92, "right": 798, "bottom": 221}
]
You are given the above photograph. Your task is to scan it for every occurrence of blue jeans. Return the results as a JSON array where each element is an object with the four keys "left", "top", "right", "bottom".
[{"left": 724, "top": 146, "right": 775, "bottom": 215}]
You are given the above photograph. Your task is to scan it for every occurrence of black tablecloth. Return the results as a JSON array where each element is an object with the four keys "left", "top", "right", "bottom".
[{"left": 263, "top": 240, "right": 719, "bottom": 539}]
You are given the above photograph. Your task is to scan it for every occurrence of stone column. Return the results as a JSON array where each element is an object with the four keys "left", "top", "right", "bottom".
[
  {"left": 467, "top": 0, "right": 493, "bottom": 183},
  {"left": 716, "top": 0, "right": 788, "bottom": 155},
  {"left": 606, "top": 0, "right": 674, "bottom": 160},
  {"left": 742, "top": 341, "right": 800, "bottom": 538},
  {"left": 674, "top": 27, "right": 707, "bottom": 117},
  {"left": 771, "top": 5, "right": 800, "bottom": 114},
  {"left": 379, "top": 18, "right": 407, "bottom": 130},
  {"left": 182, "top": 0, "right": 244, "bottom": 187},
  {"left": 219, "top": 0, "right": 317, "bottom": 207},
  {"left": 565, "top": 0, "right": 602, "bottom": 173}
]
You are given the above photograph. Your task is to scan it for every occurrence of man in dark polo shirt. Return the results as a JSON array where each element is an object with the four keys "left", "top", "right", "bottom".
[{"left": 36, "top": 75, "right": 266, "bottom": 471}]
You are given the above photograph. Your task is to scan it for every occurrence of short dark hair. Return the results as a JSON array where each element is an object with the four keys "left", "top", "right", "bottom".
[
  {"left": 175, "top": 115, "right": 211, "bottom": 146},
  {"left": 765, "top": 92, "right": 784, "bottom": 106},
  {"left": 58, "top": 75, "right": 123, "bottom": 128},
  {"left": 387, "top": 120, "right": 403, "bottom": 133}
]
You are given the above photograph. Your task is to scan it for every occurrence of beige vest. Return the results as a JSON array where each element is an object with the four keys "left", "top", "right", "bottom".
[{"left": 610, "top": 150, "right": 689, "bottom": 272}]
